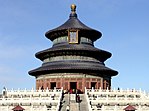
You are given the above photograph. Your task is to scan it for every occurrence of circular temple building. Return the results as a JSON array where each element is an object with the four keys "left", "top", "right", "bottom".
[{"left": 29, "top": 4, "right": 118, "bottom": 93}]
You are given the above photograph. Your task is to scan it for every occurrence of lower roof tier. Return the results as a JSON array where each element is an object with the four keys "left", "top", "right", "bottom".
[
  {"left": 36, "top": 43, "right": 111, "bottom": 62},
  {"left": 29, "top": 60, "right": 118, "bottom": 77}
]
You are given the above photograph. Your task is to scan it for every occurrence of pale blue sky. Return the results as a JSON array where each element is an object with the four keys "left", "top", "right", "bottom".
[{"left": 0, "top": 0, "right": 149, "bottom": 91}]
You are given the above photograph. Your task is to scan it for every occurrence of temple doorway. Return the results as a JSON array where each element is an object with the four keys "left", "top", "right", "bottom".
[
  {"left": 50, "top": 82, "right": 56, "bottom": 89},
  {"left": 91, "top": 82, "right": 96, "bottom": 89},
  {"left": 70, "top": 82, "right": 77, "bottom": 90}
]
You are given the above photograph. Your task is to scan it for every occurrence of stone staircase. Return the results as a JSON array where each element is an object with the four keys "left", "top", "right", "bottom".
[
  {"left": 60, "top": 94, "right": 69, "bottom": 111},
  {"left": 79, "top": 94, "right": 89, "bottom": 111},
  {"left": 60, "top": 94, "right": 88, "bottom": 111}
]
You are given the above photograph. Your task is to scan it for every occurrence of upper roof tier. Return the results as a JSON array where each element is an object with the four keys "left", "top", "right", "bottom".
[
  {"left": 45, "top": 4, "right": 102, "bottom": 41},
  {"left": 35, "top": 43, "right": 112, "bottom": 62}
]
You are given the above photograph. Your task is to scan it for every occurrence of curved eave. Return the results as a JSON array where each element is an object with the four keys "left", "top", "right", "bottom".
[
  {"left": 45, "top": 17, "right": 102, "bottom": 41},
  {"left": 29, "top": 61, "right": 118, "bottom": 76},
  {"left": 35, "top": 44, "right": 112, "bottom": 61},
  {"left": 35, "top": 44, "right": 112, "bottom": 62}
]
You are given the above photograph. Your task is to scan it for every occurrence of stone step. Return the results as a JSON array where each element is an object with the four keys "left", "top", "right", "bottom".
[
  {"left": 79, "top": 94, "right": 89, "bottom": 111},
  {"left": 70, "top": 103, "right": 79, "bottom": 111}
]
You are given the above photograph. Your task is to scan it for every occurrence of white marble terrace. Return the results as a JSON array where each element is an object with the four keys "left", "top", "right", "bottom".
[
  {"left": 0, "top": 87, "right": 63, "bottom": 111},
  {"left": 1, "top": 87, "right": 149, "bottom": 111},
  {"left": 85, "top": 87, "right": 149, "bottom": 111}
]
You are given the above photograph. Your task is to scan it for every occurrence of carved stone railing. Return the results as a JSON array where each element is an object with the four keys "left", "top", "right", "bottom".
[
  {"left": 85, "top": 87, "right": 149, "bottom": 111},
  {"left": 0, "top": 87, "right": 63, "bottom": 111}
]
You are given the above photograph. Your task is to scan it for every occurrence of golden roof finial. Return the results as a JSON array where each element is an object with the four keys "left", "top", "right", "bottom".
[{"left": 71, "top": 4, "right": 76, "bottom": 13}]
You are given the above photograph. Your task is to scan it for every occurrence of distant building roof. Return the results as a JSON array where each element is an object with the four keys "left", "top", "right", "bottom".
[
  {"left": 12, "top": 105, "right": 25, "bottom": 111},
  {"left": 123, "top": 105, "right": 137, "bottom": 111}
]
